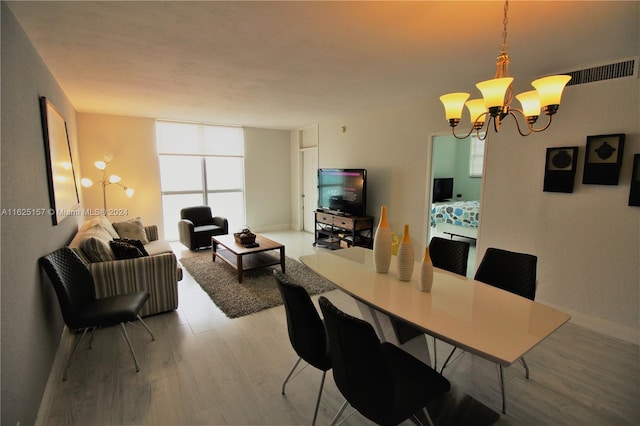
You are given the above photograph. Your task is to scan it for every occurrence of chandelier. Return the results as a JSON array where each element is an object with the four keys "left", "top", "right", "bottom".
[
  {"left": 439, "top": 0, "right": 571, "bottom": 140},
  {"left": 81, "top": 154, "right": 134, "bottom": 211}
]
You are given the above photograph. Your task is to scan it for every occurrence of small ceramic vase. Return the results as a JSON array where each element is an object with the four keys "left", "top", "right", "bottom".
[
  {"left": 397, "top": 224, "right": 414, "bottom": 281},
  {"left": 419, "top": 247, "right": 434, "bottom": 292},
  {"left": 373, "top": 205, "right": 392, "bottom": 273}
]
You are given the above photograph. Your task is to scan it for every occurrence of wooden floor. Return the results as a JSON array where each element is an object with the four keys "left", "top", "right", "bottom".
[{"left": 40, "top": 231, "right": 640, "bottom": 425}]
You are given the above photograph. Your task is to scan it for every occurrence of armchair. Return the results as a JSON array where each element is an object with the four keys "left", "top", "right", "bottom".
[{"left": 178, "top": 206, "right": 228, "bottom": 250}]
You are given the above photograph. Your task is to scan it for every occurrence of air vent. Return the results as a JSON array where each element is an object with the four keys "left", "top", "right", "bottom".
[{"left": 563, "top": 58, "right": 638, "bottom": 86}]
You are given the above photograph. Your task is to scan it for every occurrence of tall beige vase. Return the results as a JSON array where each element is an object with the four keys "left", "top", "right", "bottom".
[
  {"left": 397, "top": 224, "right": 414, "bottom": 281},
  {"left": 373, "top": 205, "right": 392, "bottom": 273},
  {"left": 419, "top": 247, "right": 434, "bottom": 292}
]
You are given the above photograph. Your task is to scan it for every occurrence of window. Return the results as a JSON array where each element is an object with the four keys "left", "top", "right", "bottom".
[
  {"left": 469, "top": 135, "right": 485, "bottom": 178},
  {"left": 156, "top": 121, "right": 245, "bottom": 240}
]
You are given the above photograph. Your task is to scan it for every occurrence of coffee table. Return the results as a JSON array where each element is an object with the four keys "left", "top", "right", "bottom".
[{"left": 211, "top": 234, "right": 285, "bottom": 283}]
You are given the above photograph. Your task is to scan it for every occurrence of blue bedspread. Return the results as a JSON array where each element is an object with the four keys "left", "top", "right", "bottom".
[{"left": 430, "top": 200, "right": 480, "bottom": 228}]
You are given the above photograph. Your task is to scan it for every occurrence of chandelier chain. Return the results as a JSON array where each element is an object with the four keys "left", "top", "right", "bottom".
[{"left": 500, "top": 0, "right": 509, "bottom": 55}]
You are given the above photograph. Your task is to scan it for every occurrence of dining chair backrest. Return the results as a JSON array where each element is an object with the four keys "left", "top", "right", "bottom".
[
  {"left": 318, "top": 296, "right": 397, "bottom": 420},
  {"left": 475, "top": 247, "right": 537, "bottom": 300},
  {"left": 274, "top": 270, "right": 331, "bottom": 371},
  {"left": 39, "top": 247, "right": 98, "bottom": 329},
  {"left": 429, "top": 237, "right": 470, "bottom": 276}
]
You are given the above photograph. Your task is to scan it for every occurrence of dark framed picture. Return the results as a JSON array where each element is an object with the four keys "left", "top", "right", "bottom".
[
  {"left": 544, "top": 146, "right": 579, "bottom": 193},
  {"left": 40, "top": 96, "right": 80, "bottom": 225},
  {"left": 543, "top": 146, "right": 578, "bottom": 193},
  {"left": 629, "top": 154, "right": 640, "bottom": 207},
  {"left": 582, "top": 133, "right": 625, "bottom": 185}
]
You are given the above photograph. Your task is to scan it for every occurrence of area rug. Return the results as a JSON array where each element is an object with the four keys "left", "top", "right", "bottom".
[{"left": 179, "top": 253, "right": 335, "bottom": 318}]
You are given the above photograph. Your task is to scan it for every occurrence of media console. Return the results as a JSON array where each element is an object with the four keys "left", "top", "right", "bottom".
[{"left": 314, "top": 211, "right": 373, "bottom": 250}]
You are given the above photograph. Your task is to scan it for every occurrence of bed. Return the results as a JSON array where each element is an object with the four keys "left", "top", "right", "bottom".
[{"left": 430, "top": 200, "right": 480, "bottom": 240}]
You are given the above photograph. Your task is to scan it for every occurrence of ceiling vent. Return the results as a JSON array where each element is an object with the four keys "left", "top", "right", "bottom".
[{"left": 563, "top": 57, "right": 638, "bottom": 86}]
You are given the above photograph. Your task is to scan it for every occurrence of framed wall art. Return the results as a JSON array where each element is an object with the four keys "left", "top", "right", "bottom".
[
  {"left": 543, "top": 146, "right": 579, "bottom": 193},
  {"left": 582, "top": 133, "right": 625, "bottom": 185},
  {"left": 40, "top": 96, "right": 79, "bottom": 225},
  {"left": 629, "top": 154, "right": 640, "bottom": 207}
]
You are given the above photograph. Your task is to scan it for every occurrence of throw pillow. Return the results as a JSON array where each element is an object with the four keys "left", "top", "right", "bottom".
[
  {"left": 99, "top": 215, "right": 120, "bottom": 239},
  {"left": 79, "top": 237, "right": 115, "bottom": 263},
  {"left": 114, "top": 238, "right": 149, "bottom": 256},
  {"left": 112, "top": 217, "right": 149, "bottom": 244},
  {"left": 110, "top": 240, "right": 145, "bottom": 260},
  {"left": 68, "top": 223, "right": 114, "bottom": 248}
]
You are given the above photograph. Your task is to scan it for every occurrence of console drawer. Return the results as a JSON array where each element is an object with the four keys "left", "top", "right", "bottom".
[
  {"left": 316, "top": 212, "right": 334, "bottom": 225},
  {"left": 334, "top": 217, "right": 354, "bottom": 229}
]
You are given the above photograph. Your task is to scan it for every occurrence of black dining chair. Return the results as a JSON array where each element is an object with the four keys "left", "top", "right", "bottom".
[
  {"left": 39, "top": 247, "right": 155, "bottom": 380},
  {"left": 319, "top": 296, "right": 450, "bottom": 426},
  {"left": 440, "top": 247, "right": 537, "bottom": 413},
  {"left": 391, "top": 237, "right": 471, "bottom": 363},
  {"left": 274, "top": 270, "right": 331, "bottom": 426}
]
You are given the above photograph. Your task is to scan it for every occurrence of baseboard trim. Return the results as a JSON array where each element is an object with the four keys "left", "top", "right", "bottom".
[
  {"left": 540, "top": 300, "right": 639, "bottom": 345},
  {"left": 250, "top": 224, "right": 291, "bottom": 233}
]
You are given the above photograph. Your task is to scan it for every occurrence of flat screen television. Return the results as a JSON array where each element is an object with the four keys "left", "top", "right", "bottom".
[
  {"left": 432, "top": 177, "right": 454, "bottom": 202},
  {"left": 317, "top": 168, "right": 367, "bottom": 216}
]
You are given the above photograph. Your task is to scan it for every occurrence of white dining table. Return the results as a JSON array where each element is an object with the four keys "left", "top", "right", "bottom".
[{"left": 300, "top": 246, "right": 571, "bottom": 413}]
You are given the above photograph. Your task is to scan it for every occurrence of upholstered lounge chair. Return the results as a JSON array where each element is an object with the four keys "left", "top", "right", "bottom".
[{"left": 178, "top": 206, "right": 228, "bottom": 250}]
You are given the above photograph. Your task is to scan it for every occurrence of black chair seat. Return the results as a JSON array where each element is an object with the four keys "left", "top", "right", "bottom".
[
  {"left": 73, "top": 292, "right": 150, "bottom": 330},
  {"left": 194, "top": 224, "right": 223, "bottom": 233}
]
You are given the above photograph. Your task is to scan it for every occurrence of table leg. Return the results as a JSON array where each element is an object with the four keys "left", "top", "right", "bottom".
[
  {"left": 237, "top": 255, "right": 243, "bottom": 283},
  {"left": 212, "top": 243, "right": 217, "bottom": 262},
  {"left": 280, "top": 246, "right": 286, "bottom": 274}
]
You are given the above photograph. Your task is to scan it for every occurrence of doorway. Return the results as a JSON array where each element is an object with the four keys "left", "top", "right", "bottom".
[
  {"left": 301, "top": 147, "right": 318, "bottom": 233},
  {"left": 429, "top": 134, "right": 483, "bottom": 276}
]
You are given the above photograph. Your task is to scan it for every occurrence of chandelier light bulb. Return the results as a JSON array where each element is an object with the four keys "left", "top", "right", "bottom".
[
  {"left": 94, "top": 161, "right": 106, "bottom": 170},
  {"left": 125, "top": 188, "right": 135, "bottom": 198},
  {"left": 465, "top": 99, "right": 487, "bottom": 126},
  {"left": 476, "top": 77, "right": 513, "bottom": 110},
  {"left": 109, "top": 174, "right": 122, "bottom": 183},
  {"left": 515, "top": 90, "right": 541, "bottom": 118},
  {"left": 531, "top": 75, "right": 572, "bottom": 113},
  {"left": 439, "top": 92, "right": 470, "bottom": 122},
  {"left": 81, "top": 178, "right": 93, "bottom": 187}
]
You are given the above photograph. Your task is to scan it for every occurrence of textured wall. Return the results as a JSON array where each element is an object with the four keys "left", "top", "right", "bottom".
[{"left": 1, "top": 4, "right": 81, "bottom": 425}]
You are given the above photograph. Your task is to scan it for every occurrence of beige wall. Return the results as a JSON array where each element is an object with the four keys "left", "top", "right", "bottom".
[
  {"left": 77, "top": 114, "right": 163, "bottom": 234},
  {"left": 244, "top": 127, "right": 292, "bottom": 231}
]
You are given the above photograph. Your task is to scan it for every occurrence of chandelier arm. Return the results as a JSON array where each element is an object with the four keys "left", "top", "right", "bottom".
[
  {"left": 506, "top": 111, "right": 533, "bottom": 137},
  {"left": 508, "top": 109, "right": 554, "bottom": 135},
  {"left": 451, "top": 112, "right": 491, "bottom": 140},
  {"left": 451, "top": 126, "right": 476, "bottom": 140},
  {"left": 529, "top": 113, "right": 554, "bottom": 133}
]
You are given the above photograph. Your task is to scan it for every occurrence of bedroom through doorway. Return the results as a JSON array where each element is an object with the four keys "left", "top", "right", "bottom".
[{"left": 428, "top": 134, "right": 484, "bottom": 277}]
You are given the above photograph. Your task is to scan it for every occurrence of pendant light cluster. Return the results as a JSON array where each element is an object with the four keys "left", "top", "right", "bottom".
[{"left": 439, "top": 0, "right": 571, "bottom": 140}]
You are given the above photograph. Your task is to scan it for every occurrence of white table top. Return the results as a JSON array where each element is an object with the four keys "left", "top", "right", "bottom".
[{"left": 300, "top": 247, "right": 570, "bottom": 366}]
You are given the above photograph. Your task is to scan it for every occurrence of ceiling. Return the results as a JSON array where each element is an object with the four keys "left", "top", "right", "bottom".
[{"left": 6, "top": 1, "right": 638, "bottom": 130}]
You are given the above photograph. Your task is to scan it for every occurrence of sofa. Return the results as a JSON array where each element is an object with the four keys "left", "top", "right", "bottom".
[{"left": 68, "top": 216, "right": 182, "bottom": 317}]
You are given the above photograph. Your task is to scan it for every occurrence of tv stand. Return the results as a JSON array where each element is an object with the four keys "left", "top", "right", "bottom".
[{"left": 314, "top": 211, "right": 373, "bottom": 250}]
